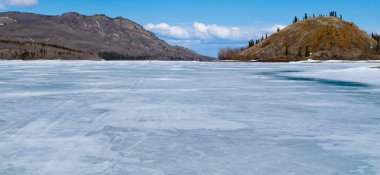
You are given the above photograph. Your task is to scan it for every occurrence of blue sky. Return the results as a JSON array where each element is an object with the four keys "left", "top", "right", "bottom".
[{"left": 1, "top": 0, "right": 379, "bottom": 57}]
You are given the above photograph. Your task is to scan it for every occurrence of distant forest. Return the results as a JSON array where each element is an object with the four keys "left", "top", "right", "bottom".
[
  {"left": 0, "top": 40, "right": 81, "bottom": 60},
  {"left": 98, "top": 52, "right": 153, "bottom": 60},
  {"left": 372, "top": 33, "right": 380, "bottom": 53}
]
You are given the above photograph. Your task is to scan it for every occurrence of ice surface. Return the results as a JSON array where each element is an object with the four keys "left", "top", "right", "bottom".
[{"left": 1, "top": 61, "right": 380, "bottom": 175}]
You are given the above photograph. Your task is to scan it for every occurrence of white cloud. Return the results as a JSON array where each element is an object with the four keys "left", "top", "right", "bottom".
[
  {"left": 193, "top": 22, "right": 210, "bottom": 39},
  {"left": 193, "top": 22, "right": 250, "bottom": 40},
  {"left": 0, "top": 0, "right": 38, "bottom": 9},
  {"left": 145, "top": 23, "right": 190, "bottom": 39},
  {"left": 145, "top": 22, "right": 252, "bottom": 41},
  {"left": 9, "top": 0, "right": 38, "bottom": 6}
]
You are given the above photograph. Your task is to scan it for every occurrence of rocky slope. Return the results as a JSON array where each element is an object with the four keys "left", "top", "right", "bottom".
[
  {"left": 238, "top": 17, "right": 380, "bottom": 61},
  {"left": 0, "top": 12, "right": 211, "bottom": 61}
]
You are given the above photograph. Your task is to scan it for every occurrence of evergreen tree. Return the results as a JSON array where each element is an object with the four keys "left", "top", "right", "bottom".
[
  {"left": 305, "top": 46, "right": 310, "bottom": 57},
  {"left": 20, "top": 50, "right": 30, "bottom": 59},
  {"left": 340, "top": 14, "right": 343, "bottom": 20},
  {"left": 277, "top": 27, "right": 281, "bottom": 33},
  {"left": 248, "top": 39, "right": 255, "bottom": 48},
  {"left": 304, "top": 13, "right": 308, "bottom": 20},
  {"left": 293, "top": 16, "right": 299, "bottom": 23},
  {"left": 265, "top": 33, "right": 268, "bottom": 39},
  {"left": 298, "top": 47, "right": 302, "bottom": 57},
  {"left": 285, "top": 45, "right": 289, "bottom": 56}
]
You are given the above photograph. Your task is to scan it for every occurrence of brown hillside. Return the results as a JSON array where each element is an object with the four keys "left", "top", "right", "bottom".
[
  {"left": 238, "top": 17, "right": 380, "bottom": 61},
  {"left": 0, "top": 12, "right": 211, "bottom": 61}
]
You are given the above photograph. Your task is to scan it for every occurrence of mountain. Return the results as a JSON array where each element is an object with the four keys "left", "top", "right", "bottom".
[
  {"left": 237, "top": 17, "right": 380, "bottom": 61},
  {"left": 0, "top": 12, "right": 211, "bottom": 61}
]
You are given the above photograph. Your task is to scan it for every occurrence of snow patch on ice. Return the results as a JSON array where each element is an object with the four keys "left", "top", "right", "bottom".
[{"left": 288, "top": 66, "right": 380, "bottom": 87}]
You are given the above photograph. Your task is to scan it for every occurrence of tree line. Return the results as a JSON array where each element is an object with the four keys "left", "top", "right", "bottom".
[
  {"left": 218, "top": 48, "right": 243, "bottom": 60},
  {"left": 372, "top": 33, "right": 380, "bottom": 53},
  {"left": 4, "top": 49, "right": 47, "bottom": 59},
  {"left": 0, "top": 39, "right": 83, "bottom": 53},
  {"left": 372, "top": 33, "right": 380, "bottom": 41},
  {"left": 0, "top": 39, "right": 79, "bottom": 59},
  {"left": 248, "top": 33, "right": 269, "bottom": 48},
  {"left": 1, "top": 48, "right": 74, "bottom": 60},
  {"left": 293, "top": 11, "right": 343, "bottom": 24},
  {"left": 99, "top": 52, "right": 153, "bottom": 60}
]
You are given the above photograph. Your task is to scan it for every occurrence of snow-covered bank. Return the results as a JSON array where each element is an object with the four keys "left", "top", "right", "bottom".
[
  {"left": 287, "top": 66, "right": 380, "bottom": 87},
  {"left": 292, "top": 59, "right": 380, "bottom": 63}
]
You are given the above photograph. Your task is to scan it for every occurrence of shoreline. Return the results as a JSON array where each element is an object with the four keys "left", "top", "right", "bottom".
[{"left": 1, "top": 59, "right": 380, "bottom": 63}]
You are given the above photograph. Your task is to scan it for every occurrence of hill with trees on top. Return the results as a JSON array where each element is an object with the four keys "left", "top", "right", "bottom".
[{"left": 219, "top": 12, "right": 380, "bottom": 62}]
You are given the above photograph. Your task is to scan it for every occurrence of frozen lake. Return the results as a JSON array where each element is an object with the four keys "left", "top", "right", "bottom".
[{"left": 1, "top": 61, "right": 380, "bottom": 175}]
